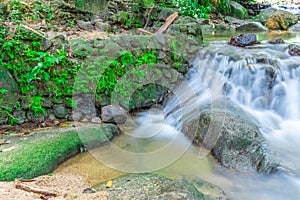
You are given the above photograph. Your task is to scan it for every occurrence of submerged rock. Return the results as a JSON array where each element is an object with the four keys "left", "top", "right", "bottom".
[
  {"left": 94, "top": 173, "right": 228, "bottom": 200},
  {"left": 186, "top": 103, "right": 278, "bottom": 174},
  {"left": 229, "top": 33, "right": 260, "bottom": 47}
]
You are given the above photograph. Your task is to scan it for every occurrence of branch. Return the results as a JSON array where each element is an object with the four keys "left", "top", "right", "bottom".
[
  {"left": 14, "top": 178, "right": 58, "bottom": 197},
  {"left": 156, "top": 12, "right": 178, "bottom": 34}
]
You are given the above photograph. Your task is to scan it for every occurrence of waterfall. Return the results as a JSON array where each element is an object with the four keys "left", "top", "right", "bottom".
[{"left": 164, "top": 41, "right": 300, "bottom": 173}]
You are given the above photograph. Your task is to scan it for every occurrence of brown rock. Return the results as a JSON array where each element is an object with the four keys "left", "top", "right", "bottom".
[{"left": 265, "top": 10, "right": 298, "bottom": 30}]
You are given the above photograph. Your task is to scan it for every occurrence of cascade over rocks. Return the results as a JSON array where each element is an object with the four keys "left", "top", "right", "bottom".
[{"left": 185, "top": 103, "right": 279, "bottom": 174}]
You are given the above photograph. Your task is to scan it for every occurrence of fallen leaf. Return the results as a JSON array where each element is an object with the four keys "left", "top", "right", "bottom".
[{"left": 105, "top": 180, "right": 112, "bottom": 188}]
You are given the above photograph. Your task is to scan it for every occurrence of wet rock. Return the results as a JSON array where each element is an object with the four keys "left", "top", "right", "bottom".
[
  {"left": 288, "top": 44, "right": 300, "bottom": 56},
  {"left": 236, "top": 22, "right": 268, "bottom": 32},
  {"left": 185, "top": 103, "right": 279, "bottom": 174},
  {"left": 54, "top": 105, "right": 67, "bottom": 119},
  {"left": 77, "top": 20, "right": 94, "bottom": 31},
  {"left": 265, "top": 10, "right": 298, "bottom": 30},
  {"left": 268, "top": 37, "right": 285, "bottom": 44},
  {"left": 228, "top": 0, "right": 248, "bottom": 19},
  {"left": 94, "top": 173, "right": 228, "bottom": 200},
  {"left": 101, "top": 105, "right": 127, "bottom": 124},
  {"left": 288, "top": 22, "right": 300, "bottom": 31},
  {"left": 254, "top": 7, "right": 277, "bottom": 24},
  {"left": 229, "top": 33, "right": 260, "bottom": 47}
]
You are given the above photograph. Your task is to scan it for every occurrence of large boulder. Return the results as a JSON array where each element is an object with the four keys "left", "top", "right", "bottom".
[
  {"left": 185, "top": 103, "right": 278, "bottom": 174},
  {"left": 254, "top": 7, "right": 277, "bottom": 24},
  {"left": 0, "top": 67, "right": 20, "bottom": 123},
  {"left": 167, "top": 16, "right": 203, "bottom": 43},
  {"left": 265, "top": 10, "right": 298, "bottom": 30},
  {"left": 288, "top": 22, "right": 300, "bottom": 31},
  {"left": 94, "top": 173, "right": 228, "bottom": 200},
  {"left": 0, "top": 124, "right": 120, "bottom": 181},
  {"left": 228, "top": 0, "right": 248, "bottom": 19},
  {"left": 236, "top": 22, "right": 268, "bottom": 32}
]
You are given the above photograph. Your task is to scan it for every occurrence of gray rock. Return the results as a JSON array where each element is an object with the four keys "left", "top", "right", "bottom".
[
  {"left": 288, "top": 44, "right": 300, "bottom": 56},
  {"left": 288, "top": 22, "right": 300, "bottom": 31},
  {"left": 158, "top": 7, "right": 178, "bottom": 21},
  {"left": 77, "top": 20, "right": 94, "bottom": 31},
  {"left": 72, "top": 111, "right": 82, "bottom": 121},
  {"left": 236, "top": 22, "right": 268, "bottom": 32},
  {"left": 0, "top": 67, "right": 20, "bottom": 122},
  {"left": 224, "top": 16, "right": 246, "bottom": 25},
  {"left": 94, "top": 173, "right": 228, "bottom": 200},
  {"left": 254, "top": 7, "right": 277, "bottom": 24},
  {"left": 268, "top": 37, "right": 285, "bottom": 44},
  {"left": 101, "top": 105, "right": 127, "bottom": 124},
  {"left": 53, "top": 105, "right": 67, "bottom": 119},
  {"left": 185, "top": 103, "right": 279, "bottom": 174},
  {"left": 168, "top": 22, "right": 202, "bottom": 43},
  {"left": 91, "top": 117, "right": 101, "bottom": 123},
  {"left": 229, "top": 33, "right": 260, "bottom": 47},
  {"left": 95, "top": 22, "right": 111, "bottom": 31},
  {"left": 228, "top": 0, "right": 248, "bottom": 19},
  {"left": 41, "top": 39, "right": 52, "bottom": 51}
]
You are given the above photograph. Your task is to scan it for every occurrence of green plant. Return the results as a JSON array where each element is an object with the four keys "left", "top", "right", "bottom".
[{"left": 172, "top": 0, "right": 211, "bottom": 19}]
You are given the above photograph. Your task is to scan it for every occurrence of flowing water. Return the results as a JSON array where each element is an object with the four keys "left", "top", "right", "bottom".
[{"left": 57, "top": 35, "right": 300, "bottom": 199}]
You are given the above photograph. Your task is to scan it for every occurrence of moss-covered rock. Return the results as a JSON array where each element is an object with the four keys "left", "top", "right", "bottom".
[
  {"left": 228, "top": 0, "right": 248, "bottom": 19},
  {"left": 185, "top": 103, "right": 278, "bottom": 174},
  {"left": 94, "top": 173, "right": 228, "bottom": 200},
  {"left": 265, "top": 10, "right": 298, "bottom": 30},
  {"left": 0, "top": 124, "right": 120, "bottom": 181},
  {"left": 0, "top": 67, "right": 20, "bottom": 123}
]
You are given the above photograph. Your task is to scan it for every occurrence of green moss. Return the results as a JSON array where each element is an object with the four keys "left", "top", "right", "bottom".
[{"left": 0, "top": 124, "right": 119, "bottom": 181}]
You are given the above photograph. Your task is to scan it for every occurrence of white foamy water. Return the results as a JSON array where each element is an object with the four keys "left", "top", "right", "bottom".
[{"left": 161, "top": 41, "right": 300, "bottom": 199}]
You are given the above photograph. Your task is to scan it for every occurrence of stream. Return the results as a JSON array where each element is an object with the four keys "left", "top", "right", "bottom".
[{"left": 56, "top": 33, "right": 300, "bottom": 200}]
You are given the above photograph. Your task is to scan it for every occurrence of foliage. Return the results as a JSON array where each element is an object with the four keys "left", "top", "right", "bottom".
[
  {"left": 0, "top": 24, "right": 78, "bottom": 121},
  {"left": 172, "top": 0, "right": 211, "bottom": 19},
  {"left": 7, "top": 0, "right": 55, "bottom": 22}
]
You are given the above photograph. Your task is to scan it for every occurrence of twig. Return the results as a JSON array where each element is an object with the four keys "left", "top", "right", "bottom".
[
  {"left": 21, "top": 24, "right": 48, "bottom": 40},
  {"left": 14, "top": 178, "right": 58, "bottom": 197},
  {"left": 156, "top": 12, "right": 178, "bottom": 34},
  {"left": 143, "top": 6, "right": 155, "bottom": 29},
  {"left": 138, "top": 28, "right": 153, "bottom": 35}
]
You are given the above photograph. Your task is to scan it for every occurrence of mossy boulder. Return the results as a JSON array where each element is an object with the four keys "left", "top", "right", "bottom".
[
  {"left": 74, "top": 0, "right": 108, "bottom": 15},
  {"left": 94, "top": 173, "right": 228, "bottom": 200},
  {"left": 228, "top": 0, "right": 248, "bottom": 19},
  {"left": 265, "top": 10, "right": 298, "bottom": 30},
  {"left": 185, "top": 103, "right": 278, "bottom": 174},
  {"left": 0, "top": 124, "right": 120, "bottom": 181},
  {"left": 0, "top": 67, "right": 20, "bottom": 123}
]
